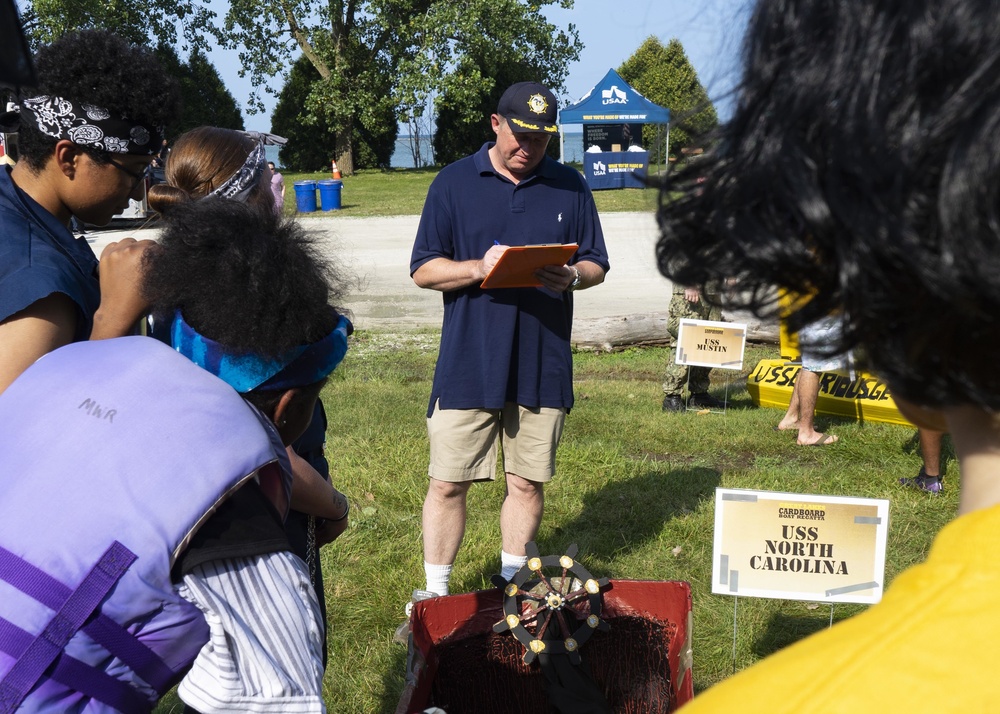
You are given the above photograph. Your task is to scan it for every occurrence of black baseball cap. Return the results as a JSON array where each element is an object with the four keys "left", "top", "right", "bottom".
[{"left": 497, "top": 81, "right": 559, "bottom": 134}]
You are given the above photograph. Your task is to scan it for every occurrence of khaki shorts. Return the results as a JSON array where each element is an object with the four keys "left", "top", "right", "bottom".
[{"left": 427, "top": 401, "right": 566, "bottom": 483}]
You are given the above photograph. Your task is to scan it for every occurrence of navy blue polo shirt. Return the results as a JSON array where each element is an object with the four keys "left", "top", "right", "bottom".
[
  {"left": 0, "top": 165, "right": 100, "bottom": 340},
  {"left": 411, "top": 143, "right": 610, "bottom": 416}
]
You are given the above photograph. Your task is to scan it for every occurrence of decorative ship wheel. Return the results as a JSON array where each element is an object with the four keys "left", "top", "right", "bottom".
[{"left": 491, "top": 542, "right": 611, "bottom": 665}]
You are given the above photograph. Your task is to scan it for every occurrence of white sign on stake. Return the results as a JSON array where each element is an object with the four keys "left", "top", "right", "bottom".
[
  {"left": 675, "top": 319, "right": 747, "bottom": 370},
  {"left": 712, "top": 488, "right": 889, "bottom": 605}
]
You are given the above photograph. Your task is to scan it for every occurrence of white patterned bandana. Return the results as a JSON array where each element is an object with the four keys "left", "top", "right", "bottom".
[
  {"left": 207, "top": 140, "right": 267, "bottom": 203},
  {"left": 14, "top": 93, "right": 162, "bottom": 155}
]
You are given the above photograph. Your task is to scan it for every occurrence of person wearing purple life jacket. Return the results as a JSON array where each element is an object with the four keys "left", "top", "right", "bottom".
[{"left": 0, "top": 199, "right": 351, "bottom": 713}]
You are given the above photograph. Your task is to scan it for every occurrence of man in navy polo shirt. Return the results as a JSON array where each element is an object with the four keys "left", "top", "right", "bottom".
[{"left": 401, "top": 81, "right": 610, "bottom": 635}]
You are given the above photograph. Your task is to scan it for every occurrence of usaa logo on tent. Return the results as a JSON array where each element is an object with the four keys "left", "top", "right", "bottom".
[{"left": 601, "top": 85, "right": 628, "bottom": 105}]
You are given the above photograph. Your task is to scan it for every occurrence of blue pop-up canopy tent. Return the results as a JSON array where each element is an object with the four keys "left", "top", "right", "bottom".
[{"left": 559, "top": 69, "right": 670, "bottom": 189}]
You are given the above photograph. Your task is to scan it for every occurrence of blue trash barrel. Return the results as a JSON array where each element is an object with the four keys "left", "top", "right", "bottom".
[
  {"left": 318, "top": 179, "right": 343, "bottom": 211},
  {"left": 294, "top": 180, "right": 318, "bottom": 213}
]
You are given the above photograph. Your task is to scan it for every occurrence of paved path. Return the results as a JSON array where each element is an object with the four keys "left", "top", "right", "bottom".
[{"left": 88, "top": 212, "right": 674, "bottom": 333}]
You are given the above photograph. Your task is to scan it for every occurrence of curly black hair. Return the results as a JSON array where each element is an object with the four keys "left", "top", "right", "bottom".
[
  {"left": 18, "top": 30, "right": 181, "bottom": 170},
  {"left": 142, "top": 199, "right": 345, "bottom": 362},
  {"left": 656, "top": 0, "right": 1000, "bottom": 410}
]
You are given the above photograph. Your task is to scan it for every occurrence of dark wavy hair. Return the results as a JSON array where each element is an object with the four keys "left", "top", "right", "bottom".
[
  {"left": 656, "top": 0, "right": 1000, "bottom": 410},
  {"left": 142, "top": 199, "right": 344, "bottom": 361},
  {"left": 17, "top": 30, "right": 181, "bottom": 171}
]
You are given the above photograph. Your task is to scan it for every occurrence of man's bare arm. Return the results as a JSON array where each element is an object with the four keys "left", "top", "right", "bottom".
[{"left": 412, "top": 245, "right": 509, "bottom": 292}]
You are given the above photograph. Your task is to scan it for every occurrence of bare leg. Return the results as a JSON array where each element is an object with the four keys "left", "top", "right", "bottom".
[
  {"left": 422, "top": 478, "right": 472, "bottom": 565},
  {"left": 500, "top": 472, "right": 545, "bottom": 556},
  {"left": 795, "top": 369, "right": 838, "bottom": 445},
  {"left": 919, "top": 429, "right": 944, "bottom": 478},
  {"left": 393, "top": 479, "right": 470, "bottom": 641},
  {"left": 776, "top": 375, "right": 803, "bottom": 430}
]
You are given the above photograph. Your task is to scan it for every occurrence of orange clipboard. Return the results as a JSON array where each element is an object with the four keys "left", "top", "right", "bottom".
[{"left": 479, "top": 243, "right": 579, "bottom": 289}]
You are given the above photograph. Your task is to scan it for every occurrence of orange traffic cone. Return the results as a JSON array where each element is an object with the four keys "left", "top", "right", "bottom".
[{"left": 331, "top": 159, "right": 342, "bottom": 180}]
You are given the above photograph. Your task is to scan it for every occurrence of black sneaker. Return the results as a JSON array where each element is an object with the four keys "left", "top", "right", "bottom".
[
  {"left": 899, "top": 469, "right": 942, "bottom": 495},
  {"left": 688, "top": 392, "right": 725, "bottom": 409},
  {"left": 662, "top": 395, "right": 685, "bottom": 412}
]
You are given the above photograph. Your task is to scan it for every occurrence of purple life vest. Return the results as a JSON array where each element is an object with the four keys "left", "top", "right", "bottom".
[{"left": 0, "top": 337, "right": 291, "bottom": 713}]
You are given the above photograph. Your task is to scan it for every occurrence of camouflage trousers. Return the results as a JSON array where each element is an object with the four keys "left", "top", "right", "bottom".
[{"left": 662, "top": 291, "right": 722, "bottom": 396}]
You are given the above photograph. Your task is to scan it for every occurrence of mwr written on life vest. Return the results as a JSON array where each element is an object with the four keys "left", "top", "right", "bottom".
[{"left": 79, "top": 397, "right": 116, "bottom": 422}]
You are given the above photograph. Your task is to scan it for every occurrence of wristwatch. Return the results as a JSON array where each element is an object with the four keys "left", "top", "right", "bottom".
[{"left": 568, "top": 267, "right": 582, "bottom": 291}]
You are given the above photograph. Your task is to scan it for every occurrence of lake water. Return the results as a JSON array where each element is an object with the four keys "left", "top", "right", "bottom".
[
  {"left": 267, "top": 133, "right": 585, "bottom": 169},
  {"left": 264, "top": 145, "right": 280, "bottom": 168},
  {"left": 265, "top": 140, "right": 429, "bottom": 169}
]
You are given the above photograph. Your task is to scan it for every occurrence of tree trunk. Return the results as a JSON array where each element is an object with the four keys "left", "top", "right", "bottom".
[
  {"left": 571, "top": 311, "right": 779, "bottom": 352},
  {"left": 335, "top": 120, "right": 354, "bottom": 175}
]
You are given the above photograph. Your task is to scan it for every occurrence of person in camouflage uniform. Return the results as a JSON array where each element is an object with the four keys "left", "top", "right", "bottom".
[{"left": 662, "top": 284, "right": 725, "bottom": 411}]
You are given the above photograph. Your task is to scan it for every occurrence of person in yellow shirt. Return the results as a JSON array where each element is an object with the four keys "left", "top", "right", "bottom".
[{"left": 656, "top": 0, "right": 1000, "bottom": 710}]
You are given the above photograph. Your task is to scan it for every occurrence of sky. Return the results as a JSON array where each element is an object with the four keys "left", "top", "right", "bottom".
[{"left": 210, "top": 0, "right": 755, "bottom": 133}]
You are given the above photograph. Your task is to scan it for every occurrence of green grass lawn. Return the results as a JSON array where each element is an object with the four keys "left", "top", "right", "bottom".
[
  {"left": 282, "top": 166, "right": 657, "bottom": 217},
  {"left": 156, "top": 336, "right": 956, "bottom": 713},
  {"left": 152, "top": 166, "right": 949, "bottom": 712},
  {"left": 332, "top": 338, "right": 954, "bottom": 711}
]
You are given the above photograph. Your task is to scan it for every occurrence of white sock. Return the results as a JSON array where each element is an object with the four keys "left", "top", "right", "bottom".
[
  {"left": 500, "top": 551, "right": 528, "bottom": 581},
  {"left": 424, "top": 562, "right": 452, "bottom": 596}
]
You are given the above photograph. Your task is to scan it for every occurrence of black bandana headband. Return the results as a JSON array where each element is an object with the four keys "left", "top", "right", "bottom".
[{"left": 13, "top": 93, "right": 162, "bottom": 155}]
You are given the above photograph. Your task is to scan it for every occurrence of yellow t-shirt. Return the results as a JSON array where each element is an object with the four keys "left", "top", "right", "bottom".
[{"left": 681, "top": 504, "right": 1000, "bottom": 712}]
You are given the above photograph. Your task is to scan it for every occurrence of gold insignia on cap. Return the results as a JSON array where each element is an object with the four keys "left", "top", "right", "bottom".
[
  {"left": 510, "top": 117, "right": 541, "bottom": 130},
  {"left": 527, "top": 93, "right": 549, "bottom": 115}
]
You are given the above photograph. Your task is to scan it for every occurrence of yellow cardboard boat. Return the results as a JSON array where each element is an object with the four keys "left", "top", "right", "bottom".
[
  {"left": 746, "top": 359, "right": 912, "bottom": 427},
  {"left": 747, "top": 297, "right": 913, "bottom": 427}
]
